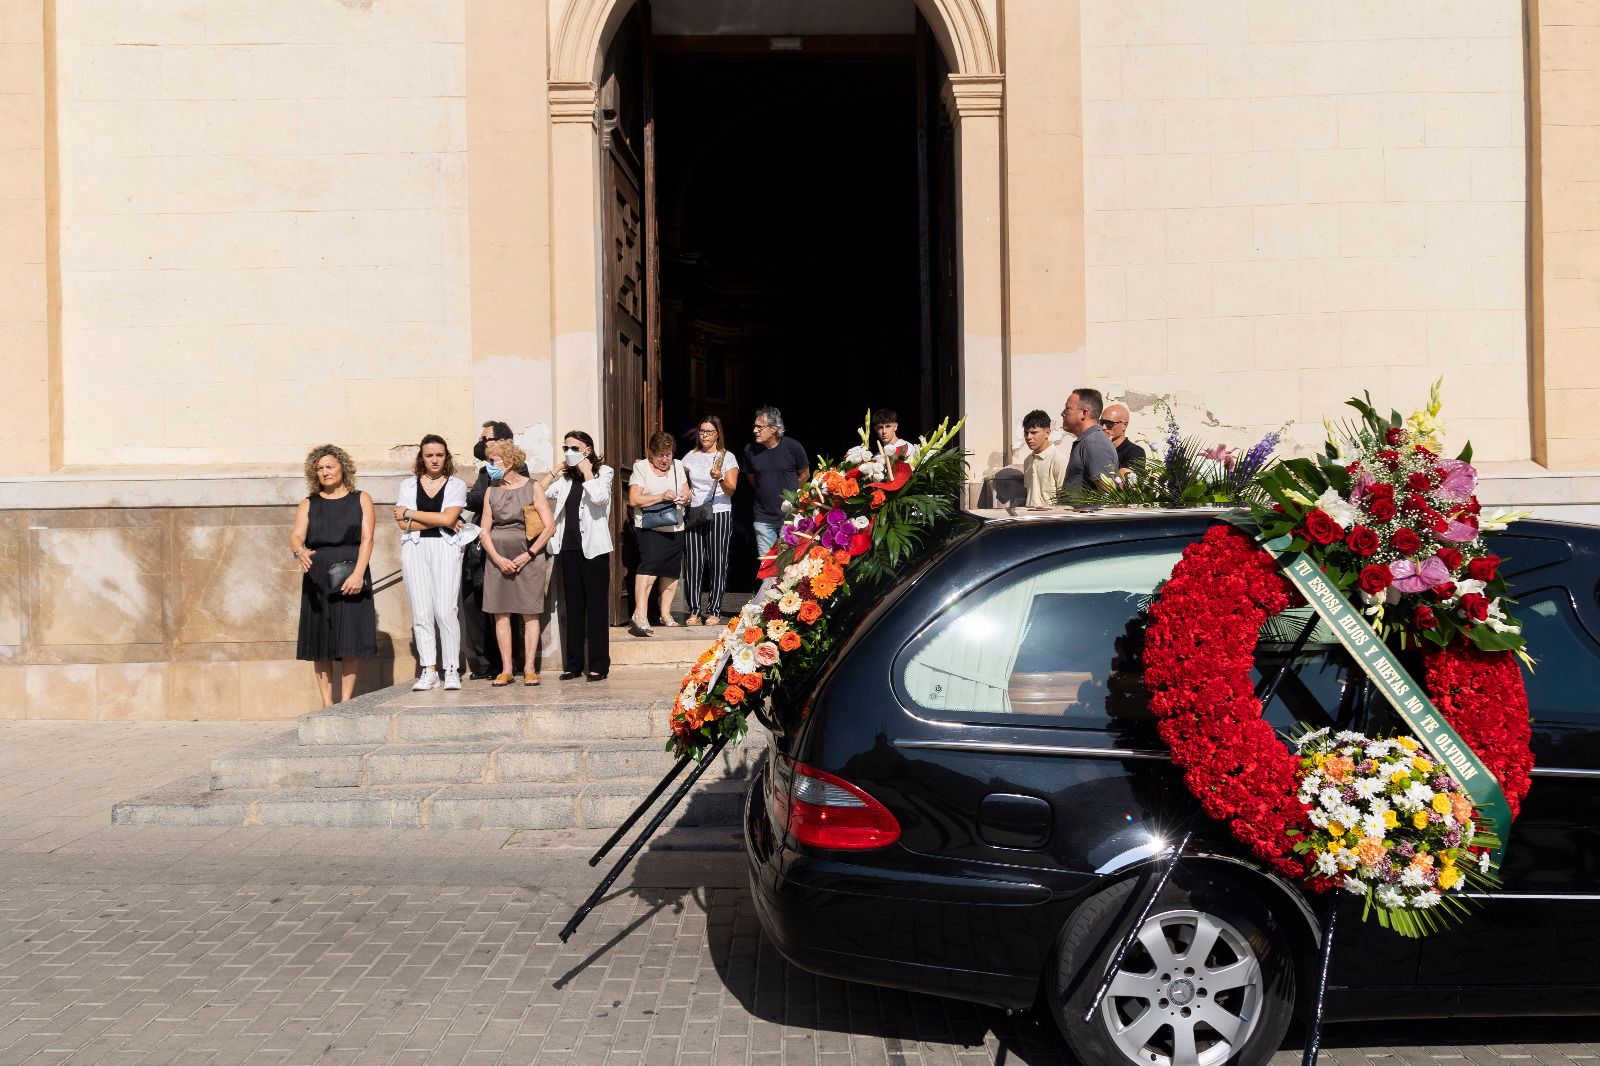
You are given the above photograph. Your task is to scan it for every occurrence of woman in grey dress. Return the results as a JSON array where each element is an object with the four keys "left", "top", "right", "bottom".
[{"left": 478, "top": 440, "right": 554, "bottom": 685}]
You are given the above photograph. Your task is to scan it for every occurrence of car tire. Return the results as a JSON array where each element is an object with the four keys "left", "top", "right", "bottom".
[{"left": 1047, "top": 870, "right": 1297, "bottom": 1066}]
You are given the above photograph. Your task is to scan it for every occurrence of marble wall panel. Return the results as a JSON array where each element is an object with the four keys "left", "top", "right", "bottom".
[
  {"left": 24, "top": 664, "right": 98, "bottom": 720},
  {"left": 0, "top": 667, "right": 22, "bottom": 719},
  {"left": 168, "top": 661, "right": 241, "bottom": 721},
  {"left": 33, "top": 525, "right": 168, "bottom": 647},
  {"left": 0, "top": 512, "right": 22, "bottom": 650},
  {"left": 176, "top": 523, "right": 301, "bottom": 644},
  {"left": 95, "top": 662, "right": 168, "bottom": 721}
]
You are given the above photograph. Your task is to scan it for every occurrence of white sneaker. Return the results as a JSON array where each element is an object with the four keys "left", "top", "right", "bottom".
[
  {"left": 442, "top": 668, "right": 461, "bottom": 691},
  {"left": 412, "top": 669, "right": 440, "bottom": 691}
]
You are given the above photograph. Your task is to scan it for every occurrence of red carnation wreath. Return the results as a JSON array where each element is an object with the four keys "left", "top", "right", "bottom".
[{"left": 1142, "top": 524, "right": 1534, "bottom": 882}]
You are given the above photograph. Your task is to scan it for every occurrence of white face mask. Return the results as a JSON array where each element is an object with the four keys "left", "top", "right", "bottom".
[{"left": 564, "top": 448, "right": 583, "bottom": 467}]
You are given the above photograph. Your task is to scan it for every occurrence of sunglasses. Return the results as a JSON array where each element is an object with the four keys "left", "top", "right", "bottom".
[{"left": 1099, "top": 419, "right": 1127, "bottom": 429}]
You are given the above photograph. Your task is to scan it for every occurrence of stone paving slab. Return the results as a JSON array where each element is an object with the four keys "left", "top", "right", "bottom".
[{"left": 2, "top": 722, "right": 1598, "bottom": 1065}]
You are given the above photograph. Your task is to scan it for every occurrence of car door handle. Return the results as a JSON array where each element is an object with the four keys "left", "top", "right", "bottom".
[{"left": 977, "top": 793, "right": 1054, "bottom": 850}]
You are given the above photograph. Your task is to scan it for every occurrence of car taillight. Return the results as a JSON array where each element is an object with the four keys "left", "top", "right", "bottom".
[{"left": 772, "top": 755, "right": 900, "bottom": 850}]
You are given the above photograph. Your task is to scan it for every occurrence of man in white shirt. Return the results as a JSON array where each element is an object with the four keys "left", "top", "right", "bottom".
[
  {"left": 1021, "top": 409, "right": 1069, "bottom": 507},
  {"left": 872, "top": 408, "right": 911, "bottom": 459}
]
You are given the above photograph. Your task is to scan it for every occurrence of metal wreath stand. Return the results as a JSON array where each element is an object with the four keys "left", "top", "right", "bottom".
[{"left": 1083, "top": 613, "right": 1350, "bottom": 1066}]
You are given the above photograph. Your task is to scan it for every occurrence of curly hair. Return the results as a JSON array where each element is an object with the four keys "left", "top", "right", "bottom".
[
  {"left": 304, "top": 444, "right": 356, "bottom": 494},
  {"left": 646, "top": 430, "right": 675, "bottom": 456},
  {"left": 486, "top": 438, "right": 526, "bottom": 470}
]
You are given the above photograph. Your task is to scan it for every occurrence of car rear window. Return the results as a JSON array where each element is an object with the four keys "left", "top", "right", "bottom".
[{"left": 896, "top": 537, "right": 1359, "bottom": 735}]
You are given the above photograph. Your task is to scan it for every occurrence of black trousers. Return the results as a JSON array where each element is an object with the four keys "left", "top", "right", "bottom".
[
  {"left": 460, "top": 550, "right": 520, "bottom": 675},
  {"left": 560, "top": 550, "right": 611, "bottom": 674}
]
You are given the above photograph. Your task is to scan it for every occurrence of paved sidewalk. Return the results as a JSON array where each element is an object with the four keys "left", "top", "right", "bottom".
[{"left": 1, "top": 722, "right": 1597, "bottom": 1065}]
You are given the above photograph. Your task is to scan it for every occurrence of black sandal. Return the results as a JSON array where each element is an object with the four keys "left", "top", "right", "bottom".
[{"left": 586, "top": 671, "right": 608, "bottom": 682}]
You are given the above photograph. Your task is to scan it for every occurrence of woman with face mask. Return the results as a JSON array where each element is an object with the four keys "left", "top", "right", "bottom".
[
  {"left": 479, "top": 439, "right": 554, "bottom": 686},
  {"left": 395, "top": 434, "right": 469, "bottom": 691},
  {"left": 543, "top": 430, "right": 614, "bottom": 681},
  {"left": 461, "top": 421, "right": 520, "bottom": 679}
]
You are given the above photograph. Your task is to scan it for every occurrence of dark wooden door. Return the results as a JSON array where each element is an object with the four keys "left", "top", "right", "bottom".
[{"left": 600, "top": 2, "right": 657, "bottom": 624}]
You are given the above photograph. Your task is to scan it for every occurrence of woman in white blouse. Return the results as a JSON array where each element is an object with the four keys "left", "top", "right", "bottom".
[
  {"left": 627, "top": 430, "right": 690, "bottom": 636},
  {"left": 394, "top": 434, "right": 469, "bottom": 691},
  {"left": 543, "top": 429, "right": 615, "bottom": 682}
]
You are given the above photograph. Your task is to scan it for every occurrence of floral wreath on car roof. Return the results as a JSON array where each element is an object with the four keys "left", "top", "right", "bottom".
[
  {"left": 1142, "top": 382, "right": 1536, "bottom": 937},
  {"left": 667, "top": 414, "right": 969, "bottom": 761}
]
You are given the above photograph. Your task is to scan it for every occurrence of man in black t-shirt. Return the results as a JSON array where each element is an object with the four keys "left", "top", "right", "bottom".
[
  {"left": 742, "top": 405, "right": 810, "bottom": 563},
  {"left": 1101, "top": 402, "right": 1145, "bottom": 475}
]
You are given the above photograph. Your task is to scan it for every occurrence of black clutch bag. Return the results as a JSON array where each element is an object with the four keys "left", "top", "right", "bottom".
[{"left": 327, "top": 561, "right": 355, "bottom": 594}]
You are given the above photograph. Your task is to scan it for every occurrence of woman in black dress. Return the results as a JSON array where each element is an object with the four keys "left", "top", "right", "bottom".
[{"left": 291, "top": 444, "right": 377, "bottom": 707}]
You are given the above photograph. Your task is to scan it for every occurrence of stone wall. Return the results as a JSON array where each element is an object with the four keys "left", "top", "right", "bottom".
[
  {"left": 0, "top": 475, "right": 416, "bottom": 720},
  {"left": 52, "top": 0, "right": 472, "bottom": 468},
  {"left": 1081, "top": 0, "right": 1531, "bottom": 461},
  {"left": 0, "top": 0, "right": 49, "bottom": 474}
]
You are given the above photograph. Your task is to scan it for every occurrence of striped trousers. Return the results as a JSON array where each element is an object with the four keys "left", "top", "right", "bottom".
[
  {"left": 401, "top": 537, "right": 463, "bottom": 670},
  {"left": 682, "top": 510, "right": 733, "bottom": 617}
]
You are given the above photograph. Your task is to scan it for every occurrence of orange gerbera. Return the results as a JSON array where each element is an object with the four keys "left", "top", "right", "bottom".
[
  {"left": 721, "top": 683, "right": 745, "bottom": 705},
  {"left": 778, "top": 631, "right": 802, "bottom": 652},
  {"left": 812, "top": 575, "right": 838, "bottom": 599},
  {"left": 798, "top": 600, "right": 822, "bottom": 624},
  {"left": 743, "top": 626, "right": 763, "bottom": 645}
]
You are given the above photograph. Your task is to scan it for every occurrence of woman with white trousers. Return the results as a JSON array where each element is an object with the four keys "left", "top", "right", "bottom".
[{"left": 395, "top": 434, "right": 469, "bottom": 691}]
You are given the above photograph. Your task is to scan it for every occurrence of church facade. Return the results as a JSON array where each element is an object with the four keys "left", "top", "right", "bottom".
[{"left": 1, "top": 0, "right": 1596, "bottom": 718}]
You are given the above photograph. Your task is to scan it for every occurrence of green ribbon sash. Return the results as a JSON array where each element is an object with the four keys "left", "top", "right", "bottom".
[{"left": 1222, "top": 513, "right": 1511, "bottom": 859}]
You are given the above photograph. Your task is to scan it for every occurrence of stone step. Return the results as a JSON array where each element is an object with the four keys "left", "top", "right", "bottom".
[
  {"left": 111, "top": 774, "right": 750, "bottom": 831},
  {"left": 209, "top": 732, "right": 764, "bottom": 790},
  {"left": 609, "top": 623, "right": 722, "bottom": 667},
  {"left": 299, "top": 664, "right": 686, "bottom": 746}
]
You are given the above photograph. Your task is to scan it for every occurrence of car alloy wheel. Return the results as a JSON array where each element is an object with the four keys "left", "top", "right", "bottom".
[{"left": 1049, "top": 871, "right": 1295, "bottom": 1066}]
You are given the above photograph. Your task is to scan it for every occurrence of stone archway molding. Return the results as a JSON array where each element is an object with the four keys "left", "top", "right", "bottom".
[{"left": 550, "top": 0, "right": 999, "bottom": 83}]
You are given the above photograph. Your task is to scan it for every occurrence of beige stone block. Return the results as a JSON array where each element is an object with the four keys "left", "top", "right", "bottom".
[
  {"left": 1425, "top": 93, "right": 1519, "bottom": 148},
  {"left": 1425, "top": 307, "right": 1526, "bottom": 367},
  {"left": 1085, "top": 265, "right": 1127, "bottom": 321},
  {"left": 1252, "top": 97, "right": 1338, "bottom": 152},
  {"left": 1542, "top": 230, "right": 1592, "bottom": 281},
  {"left": 343, "top": 41, "right": 465, "bottom": 99},
  {"left": 1542, "top": 180, "right": 1600, "bottom": 233},
  {"left": 1470, "top": 146, "right": 1528, "bottom": 200},
  {"left": 58, "top": 42, "right": 164, "bottom": 102},
  {"left": 1334, "top": 0, "right": 1425, "bottom": 38},
  {"left": 1542, "top": 0, "right": 1600, "bottom": 26},
  {"left": 1299, "top": 257, "right": 1388, "bottom": 312},
  {"left": 1165, "top": 98, "right": 1255, "bottom": 154},
  {"left": 96, "top": 662, "right": 168, "bottom": 722},
  {"left": 1384, "top": 147, "right": 1474, "bottom": 202},
  {"left": 1125, "top": 263, "right": 1212, "bottom": 320},
  {"left": 1210, "top": 151, "right": 1297, "bottom": 207},
  {"left": 1296, "top": 149, "right": 1384, "bottom": 204},
  {"left": 1541, "top": 125, "right": 1600, "bottom": 182},
  {"left": 1083, "top": 0, "right": 1165, "bottom": 45},
  {"left": 238, "top": 659, "right": 319, "bottom": 720},
  {"left": 1162, "top": 0, "right": 1249, "bottom": 44},
  {"left": 1340, "top": 310, "right": 1430, "bottom": 367},
  {"left": 159, "top": 154, "right": 350, "bottom": 215},
  {"left": 1471, "top": 256, "right": 1526, "bottom": 311},
  {"left": 175, "top": 524, "right": 301, "bottom": 645},
  {"left": 1086, "top": 209, "right": 1167, "bottom": 266},
  {"left": 1296, "top": 40, "right": 1386, "bottom": 95},
  {"left": 343, "top": 151, "right": 465, "bottom": 210},
  {"left": 0, "top": 667, "right": 21, "bottom": 719},
  {"left": 0, "top": 263, "right": 43, "bottom": 323},
  {"left": 25, "top": 664, "right": 97, "bottom": 721},
  {"left": 114, "top": 0, "right": 210, "bottom": 46},
  {"left": 1540, "top": 25, "right": 1600, "bottom": 70},
  {"left": 169, "top": 661, "right": 241, "bottom": 721},
  {"left": 1544, "top": 329, "right": 1600, "bottom": 387},
  {"left": 34, "top": 526, "right": 167, "bottom": 647},
  {"left": 1123, "top": 155, "right": 1211, "bottom": 209},
  {"left": 0, "top": 0, "right": 44, "bottom": 43},
  {"left": 1085, "top": 99, "right": 1166, "bottom": 155},
  {"left": 1205, "top": 369, "right": 1302, "bottom": 427},
  {"left": 1340, "top": 204, "right": 1427, "bottom": 258},
  {"left": 1081, "top": 47, "right": 1122, "bottom": 100},
  {"left": 1253, "top": 313, "right": 1342, "bottom": 368},
  {"left": 1422, "top": 0, "right": 1523, "bottom": 38},
  {"left": 1084, "top": 155, "right": 1126, "bottom": 210},
  {"left": 1166, "top": 316, "right": 1254, "bottom": 373},
  {"left": 1246, "top": 0, "right": 1334, "bottom": 42},
  {"left": 1543, "top": 388, "right": 1600, "bottom": 436},
  {"left": 1546, "top": 278, "right": 1600, "bottom": 329},
  {"left": 1337, "top": 95, "right": 1426, "bottom": 149},
  {"left": 1207, "top": 42, "right": 1298, "bottom": 97},
  {"left": 1544, "top": 437, "right": 1600, "bottom": 470},
  {"left": 0, "top": 147, "right": 45, "bottom": 202},
  {"left": 1253, "top": 204, "right": 1340, "bottom": 260},
  {"left": 1385, "top": 257, "right": 1476, "bottom": 311},
  {"left": 1213, "top": 261, "right": 1299, "bottom": 317},
  {"left": 1086, "top": 319, "right": 1168, "bottom": 375},
  {"left": 1166, "top": 207, "right": 1254, "bottom": 263},
  {"left": 1121, "top": 44, "right": 1209, "bottom": 99},
  {"left": 0, "top": 40, "right": 40, "bottom": 95},
  {"left": 1426, "top": 202, "right": 1523, "bottom": 257},
  {"left": 0, "top": 516, "right": 19, "bottom": 647},
  {"left": 1383, "top": 39, "right": 1511, "bottom": 94}
]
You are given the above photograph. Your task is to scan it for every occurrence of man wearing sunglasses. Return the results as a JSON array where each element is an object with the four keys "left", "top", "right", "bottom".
[
  {"left": 1100, "top": 402, "right": 1144, "bottom": 475},
  {"left": 1059, "top": 387, "right": 1119, "bottom": 499}
]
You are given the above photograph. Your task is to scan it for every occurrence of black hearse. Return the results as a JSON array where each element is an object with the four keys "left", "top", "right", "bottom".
[{"left": 745, "top": 509, "right": 1600, "bottom": 1065}]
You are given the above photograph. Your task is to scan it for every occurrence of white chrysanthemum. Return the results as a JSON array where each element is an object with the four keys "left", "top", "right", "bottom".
[
  {"left": 803, "top": 556, "right": 825, "bottom": 577},
  {"left": 1342, "top": 876, "right": 1368, "bottom": 896},
  {"left": 1335, "top": 730, "right": 1365, "bottom": 744},
  {"left": 1412, "top": 890, "right": 1442, "bottom": 910},
  {"left": 1296, "top": 727, "right": 1330, "bottom": 751},
  {"left": 778, "top": 591, "right": 802, "bottom": 615},
  {"left": 1336, "top": 850, "right": 1359, "bottom": 871},
  {"left": 1377, "top": 885, "right": 1406, "bottom": 909},
  {"left": 1360, "top": 812, "right": 1388, "bottom": 838},
  {"left": 1319, "top": 787, "right": 1342, "bottom": 809},
  {"left": 1334, "top": 804, "right": 1363, "bottom": 827},
  {"left": 1308, "top": 810, "right": 1330, "bottom": 828},
  {"left": 1365, "top": 740, "right": 1395, "bottom": 759},
  {"left": 1405, "top": 782, "right": 1435, "bottom": 809},
  {"left": 1300, "top": 772, "right": 1323, "bottom": 794},
  {"left": 1399, "top": 867, "right": 1429, "bottom": 889},
  {"left": 1315, "top": 852, "right": 1340, "bottom": 876},
  {"left": 1354, "top": 778, "right": 1385, "bottom": 801}
]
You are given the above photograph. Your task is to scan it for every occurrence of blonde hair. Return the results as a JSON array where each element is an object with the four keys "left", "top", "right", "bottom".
[
  {"left": 304, "top": 444, "right": 356, "bottom": 494},
  {"left": 486, "top": 439, "right": 526, "bottom": 470}
]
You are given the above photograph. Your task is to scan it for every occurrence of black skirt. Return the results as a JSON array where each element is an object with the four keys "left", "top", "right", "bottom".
[{"left": 636, "top": 527, "right": 683, "bottom": 577}]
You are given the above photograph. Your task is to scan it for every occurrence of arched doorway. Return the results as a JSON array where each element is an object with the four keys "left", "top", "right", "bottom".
[{"left": 549, "top": 0, "right": 1005, "bottom": 616}]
